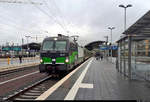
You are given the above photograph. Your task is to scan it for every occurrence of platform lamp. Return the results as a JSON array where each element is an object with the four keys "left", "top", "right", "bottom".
[
  {"left": 108, "top": 27, "right": 115, "bottom": 63},
  {"left": 104, "top": 36, "right": 108, "bottom": 60},
  {"left": 25, "top": 35, "right": 31, "bottom": 61},
  {"left": 119, "top": 4, "right": 132, "bottom": 31}
]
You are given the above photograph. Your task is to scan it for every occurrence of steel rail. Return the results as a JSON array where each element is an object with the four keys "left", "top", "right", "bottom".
[{"left": 3, "top": 75, "right": 52, "bottom": 101}]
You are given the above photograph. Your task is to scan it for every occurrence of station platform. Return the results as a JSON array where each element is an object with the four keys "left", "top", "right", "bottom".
[
  {"left": 0, "top": 57, "right": 40, "bottom": 72},
  {"left": 36, "top": 57, "right": 150, "bottom": 100}
]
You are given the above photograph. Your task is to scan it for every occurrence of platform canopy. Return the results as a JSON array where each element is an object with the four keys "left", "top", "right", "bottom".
[
  {"left": 123, "top": 10, "right": 150, "bottom": 35},
  {"left": 84, "top": 40, "right": 105, "bottom": 51},
  {"left": 22, "top": 42, "right": 41, "bottom": 50}
]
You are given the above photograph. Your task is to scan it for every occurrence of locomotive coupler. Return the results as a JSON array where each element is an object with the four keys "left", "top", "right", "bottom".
[{"left": 52, "top": 66, "right": 55, "bottom": 74}]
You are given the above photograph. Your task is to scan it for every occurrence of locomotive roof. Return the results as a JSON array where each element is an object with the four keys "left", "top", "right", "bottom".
[
  {"left": 43, "top": 36, "right": 76, "bottom": 44},
  {"left": 44, "top": 36, "right": 68, "bottom": 40}
]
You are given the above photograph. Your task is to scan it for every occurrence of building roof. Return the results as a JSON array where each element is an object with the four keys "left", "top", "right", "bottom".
[
  {"left": 123, "top": 10, "right": 150, "bottom": 35},
  {"left": 22, "top": 42, "right": 41, "bottom": 50},
  {"left": 84, "top": 41, "right": 105, "bottom": 50}
]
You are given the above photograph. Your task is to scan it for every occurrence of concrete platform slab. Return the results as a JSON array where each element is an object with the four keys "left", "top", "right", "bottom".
[{"left": 36, "top": 57, "right": 150, "bottom": 101}]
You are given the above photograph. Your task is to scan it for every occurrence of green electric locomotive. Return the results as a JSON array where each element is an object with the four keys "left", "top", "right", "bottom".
[{"left": 39, "top": 34, "right": 87, "bottom": 74}]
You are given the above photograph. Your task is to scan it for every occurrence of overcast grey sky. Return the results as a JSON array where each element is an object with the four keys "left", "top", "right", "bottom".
[{"left": 0, "top": 0, "right": 150, "bottom": 46}]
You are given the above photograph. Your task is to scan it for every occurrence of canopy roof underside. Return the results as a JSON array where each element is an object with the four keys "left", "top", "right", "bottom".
[{"left": 123, "top": 10, "right": 150, "bottom": 35}]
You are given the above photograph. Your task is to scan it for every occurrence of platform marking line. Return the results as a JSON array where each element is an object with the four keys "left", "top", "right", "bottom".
[
  {"left": 35, "top": 58, "right": 91, "bottom": 100},
  {"left": 64, "top": 59, "right": 93, "bottom": 100},
  {"left": 0, "top": 71, "right": 39, "bottom": 85},
  {"left": 80, "top": 83, "right": 93, "bottom": 88}
]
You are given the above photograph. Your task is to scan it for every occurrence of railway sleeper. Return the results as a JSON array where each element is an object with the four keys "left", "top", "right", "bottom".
[
  {"left": 19, "top": 94, "right": 38, "bottom": 99},
  {"left": 14, "top": 98, "right": 33, "bottom": 101},
  {"left": 32, "top": 87, "right": 46, "bottom": 91},
  {"left": 23, "top": 92, "right": 42, "bottom": 96},
  {"left": 29, "top": 90, "right": 44, "bottom": 93}
]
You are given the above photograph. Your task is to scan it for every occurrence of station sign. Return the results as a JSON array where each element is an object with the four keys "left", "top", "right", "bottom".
[
  {"left": 2, "top": 47, "right": 11, "bottom": 51},
  {"left": 100, "top": 46, "right": 109, "bottom": 50},
  {"left": 111, "top": 46, "right": 118, "bottom": 50},
  {"left": 12, "top": 47, "right": 21, "bottom": 51},
  {"left": 100, "top": 45, "right": 118, "bottom": 50},
  {"left": 2, "top": 47, "right": 21, "bottom": 51}
]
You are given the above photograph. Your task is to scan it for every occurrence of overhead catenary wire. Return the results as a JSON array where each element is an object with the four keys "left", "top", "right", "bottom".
[
  {"left": 0, "top": 0, "right": 76, "bottom": 36},
  {"left": 0, "top": 0, "right": 42, "bottom": 5},
  {"left": 43, "top": 0, "right": 69, "bottom": 33},
  {"left": 0, "top": 0, "right": 79, "bottom": 43},
  {"left": 48, "top": 0, "right": 69, "bottom": 32},
  {"left": 28, "top": 0, "right": 68, "bottom": 33},
  {"left": 0, "top": 0, "right": 47, "bottom": 45},
  {"left": 51, "top": 0, "right": 78, "bottom": 35},
  {"left": 0, "top": 0, "right": 50, "bottom": 35},
  {"left": 0, "top": 3, "right": 44, "bottom": 33},
  {"left": 48, "top": 0, "right": 81, "bottom": 36}
]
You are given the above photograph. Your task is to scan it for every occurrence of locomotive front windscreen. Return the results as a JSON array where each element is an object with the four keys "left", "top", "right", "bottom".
[
  {"left": 42, "top": 40, "right": 54, "bottom": 51},
  {"left": 55, "top": 41, "right": 67, "bottom": 51},
  {"left": 42, "top": 40, "right": 67, "bottom": 51}
]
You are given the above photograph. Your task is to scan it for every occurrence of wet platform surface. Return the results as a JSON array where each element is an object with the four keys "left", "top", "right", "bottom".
[{"left": 37, "top": 58, "right": 150, "bottom": 100}]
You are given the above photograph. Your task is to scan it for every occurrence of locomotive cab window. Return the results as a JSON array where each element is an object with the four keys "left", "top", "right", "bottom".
[
  {"left": 42, "top": 41, "right": 54, "bottom": 51},
  {"left": 55, "top": 41, "right": 67, "bottom": 51}
]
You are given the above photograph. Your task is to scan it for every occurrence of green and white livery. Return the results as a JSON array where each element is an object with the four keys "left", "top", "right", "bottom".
[{"left": 39, "top": 34, "right": 92, "bottom": 74}]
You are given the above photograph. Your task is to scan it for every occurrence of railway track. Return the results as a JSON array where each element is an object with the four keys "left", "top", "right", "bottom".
[
  {"left": 2, "top": 59, "right": 89, "bottom": 101},
  {"left": 3, "top": 75, "right": 56, "bottom": 101},
  {"left": 0, "top": 65, "right": 39, "bottom": 77}
]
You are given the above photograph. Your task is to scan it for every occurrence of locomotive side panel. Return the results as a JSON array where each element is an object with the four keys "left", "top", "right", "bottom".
[{"left": 77, "top": 46, "right": 84, "bottom": 64}]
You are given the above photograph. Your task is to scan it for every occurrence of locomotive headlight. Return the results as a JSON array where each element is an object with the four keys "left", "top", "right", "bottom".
[
  {"left": 54, "top": 38, "right": 57, "bottom": 40},
  {"left": 40, "top": 59, "right": 43, "bottom": 63},
  {"left": 65, "top": 57, "right": 69, "bottom": 63}
]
